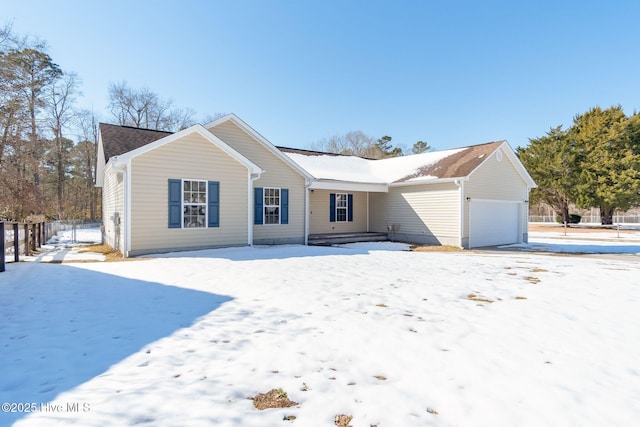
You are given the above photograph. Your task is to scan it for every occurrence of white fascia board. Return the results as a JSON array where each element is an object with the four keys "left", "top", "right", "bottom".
[
  {"left": 205, "top": 113, "right": 314, "bottom": 181},
  {"left": 96, "top": 131, "right": 106, "bottom": 187},
  {"left": 309, "top": 179, "right": 388, "bottom": 193},
  {"left": 115, "top": 124, "right": 263, "bottom": 176}
]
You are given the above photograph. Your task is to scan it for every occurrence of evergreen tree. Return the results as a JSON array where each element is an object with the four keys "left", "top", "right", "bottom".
[
  {"left": 517, "top": 126, "right": 579, "bottom": 224},
  {"left": 412, "top": 140, "right": 431, "bottom": 154},
  {"left": 572, "top": 106, "right": 640, "bottom": 224},
  {"left": 376, "top": 135, "right": 403, "bottom": 157}
]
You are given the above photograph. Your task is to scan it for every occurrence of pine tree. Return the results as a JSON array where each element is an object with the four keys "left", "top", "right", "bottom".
[
  {"left": 517, "top": 126, "right": 579, "bottom": 224},
  {"left": 572, "top": 106, "right": 640, "bottom": 224}
]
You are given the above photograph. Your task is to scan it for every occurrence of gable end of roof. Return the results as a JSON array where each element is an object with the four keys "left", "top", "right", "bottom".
[{"left": 394, "top": 141, "right": 505, "bottom": 183}]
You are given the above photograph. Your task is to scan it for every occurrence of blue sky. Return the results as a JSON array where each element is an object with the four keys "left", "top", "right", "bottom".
[{"left": 3, "top": 0, "right": 639, "bottom": 151}]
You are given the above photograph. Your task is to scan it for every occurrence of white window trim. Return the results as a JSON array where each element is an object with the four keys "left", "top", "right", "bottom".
[
  {"left": 263, "top": 187, "right": 281, "bottom": 225},
  {"left": 182, "top": 178, "right": 208, "bottom": 229},
  {"left": 335, "top": 193, "right": 348, "bottom": 223}
]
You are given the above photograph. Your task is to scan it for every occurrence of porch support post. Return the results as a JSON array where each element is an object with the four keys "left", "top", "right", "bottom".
[
  {"left": 304, "top": 182, "right": 311, "bottom": 245},
  {"left": 366, "top": 192, "right": 370, "bottom": 232}
]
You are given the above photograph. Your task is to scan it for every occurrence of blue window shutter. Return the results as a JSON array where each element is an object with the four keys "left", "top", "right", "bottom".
[
  {"left": 168, "top": 179, "right": 181, "bottom": 228},
  {"left": 208, "top": 181, "right": 220, "bottom": 227},
  {"left": 281, "top": 188, "right": 289, "bottom": 224},
  {"left": 254, "top": 187, "right": 263, "bottom": 225},
  {"left": 329, "top": 193, "right": 336, "bottom": 222},
  {"left": 348, "top": 194, "right": 354, "bottom": 222}
]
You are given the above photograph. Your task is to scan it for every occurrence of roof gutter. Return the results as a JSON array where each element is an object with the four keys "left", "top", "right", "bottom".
[{"left": 390, "top": 176, "right": 469, "bottom": 188}]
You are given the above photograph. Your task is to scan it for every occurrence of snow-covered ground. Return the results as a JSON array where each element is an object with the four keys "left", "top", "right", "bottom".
[
  {"left": 2, "top": 235, "right": 639, "bottom": 426},
  {"left": 506, "top": 225, "right": 640, "bottom": 255},
  {"left": 25, "top": 229, "right": 105, "bottom": 263}
]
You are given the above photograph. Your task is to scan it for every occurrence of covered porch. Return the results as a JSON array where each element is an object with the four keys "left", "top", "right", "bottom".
[{"left": 306, "top": 180, "right": 388, "bottom": 245}]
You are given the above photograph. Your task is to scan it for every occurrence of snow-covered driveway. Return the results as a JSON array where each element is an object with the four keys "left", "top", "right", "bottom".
[{"left": 1, "top": 242, "right": 639, "bottom": 426}]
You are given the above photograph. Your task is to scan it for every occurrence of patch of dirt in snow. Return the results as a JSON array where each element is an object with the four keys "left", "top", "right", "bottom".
[
  {"left": 334, "top": 414, "right": 353, "bottom": 426},
  {"left": 467, "top": 293, "right": 494, "bottom": 303},
  {"left": 251, "top": 388, "right": 298, "bottom": 410}
]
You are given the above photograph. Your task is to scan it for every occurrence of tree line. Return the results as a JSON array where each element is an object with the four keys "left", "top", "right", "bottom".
[
  {"left": 0, "top": 24, "right": 199, "bottom": 221},
  {"left": 518, "top": 106, "right": 640, "bottom": 225},
  {"left": 313, "top": 131, "right": 431, "bottom": 159}
]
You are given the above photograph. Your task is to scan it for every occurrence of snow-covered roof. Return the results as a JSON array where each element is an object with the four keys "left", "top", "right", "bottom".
[{"left": 281, "top": 141, "right": 506, "bottom": 186}]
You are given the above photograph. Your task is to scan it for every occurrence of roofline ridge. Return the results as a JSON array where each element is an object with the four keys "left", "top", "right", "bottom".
[{"left": 99, "top": 122, "right": 174, "bottom": 134}]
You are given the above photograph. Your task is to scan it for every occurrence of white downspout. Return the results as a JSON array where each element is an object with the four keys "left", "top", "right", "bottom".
[
  {"left": 249, "top": 172, "right": 260, "bottom": 246},
  {"left": 304, "top": 179, "right": 311, "bottom": 245},
  {"left": 454, "top": 179, "right": 464, "bottom": 248},
  {"left": 125, "top": 159, "right": 132, "bottom": 257}
]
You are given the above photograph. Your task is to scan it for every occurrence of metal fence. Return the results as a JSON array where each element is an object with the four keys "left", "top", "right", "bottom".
[{"left": 46, "top": 220, "right": 103, "bottom": 244}]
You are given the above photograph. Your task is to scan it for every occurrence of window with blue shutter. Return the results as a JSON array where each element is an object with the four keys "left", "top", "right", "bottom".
[
  {"left": 254, "top": 187, "right": 264, "bottom": 225},
  {"left": 281, "top": 188, "right": 289, "bottom": 224},
  {"left": 330, "top": 193, "right": 353, "bottom": 222},
  {"left": 208, "top": 181, "right": 220, "bottom": 227},
  {"left": 329, "top": 193, "right": 336, "bottom": 222},
  {"left": 168, "top": 179, "right": 182, "bottom": 228},
  {"left": 347, "top": 194, "right": 353, "bottom": 222},
  {"left": 170, "top": 179, "right": 220, "bottom": 229},
  {"left": 255, "top": 187, "right": 287, "bottom": 225}
]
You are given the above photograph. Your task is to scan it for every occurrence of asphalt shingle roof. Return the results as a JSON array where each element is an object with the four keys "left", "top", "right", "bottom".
[
  {"left": 394, "top": 140, "right": 504, "bottom": 182},
  {"left": 100, "top": 123, "right": 172, "bottom": 162}
]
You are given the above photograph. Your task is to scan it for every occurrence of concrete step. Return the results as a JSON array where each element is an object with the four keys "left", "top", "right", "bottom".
[{"left": 308, "top": 232, "right": 388, "bottom": 246}]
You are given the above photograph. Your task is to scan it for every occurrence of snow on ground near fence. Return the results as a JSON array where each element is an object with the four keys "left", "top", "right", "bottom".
[
  {"left": 508, "top": 225, "right": 640, "bottom": 255},
  {"left": 23, "top": 228, "right": 106, "bottom": 263},
  {"left": 2, "top": 242, "right": 639, "bottom": 426}
]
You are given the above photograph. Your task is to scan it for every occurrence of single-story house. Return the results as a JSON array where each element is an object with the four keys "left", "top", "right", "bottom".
[{"left": 96, "top": 113, "right": 536, "bottom": 256}]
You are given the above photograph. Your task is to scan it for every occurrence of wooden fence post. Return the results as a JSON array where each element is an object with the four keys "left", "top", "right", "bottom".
[
  {"left": 24, "top": 223, "right": 29, "bottom": 256},
  {"left": 13, "top": 223, "right": 19, "bottom": 262},
  {"left": 1, "top": 222, "right": 5, "bottom": 272},
  {"left": 30, "top": 223, "right": 36, "bottom": 253}
]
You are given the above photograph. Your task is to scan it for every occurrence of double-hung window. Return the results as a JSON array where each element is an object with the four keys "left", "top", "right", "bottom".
[
  {"left": 183, "top": 180, "right": 207, "bottom": 228},
  {"left": 335, "top": 193, "right": 348, "bottom": 222},
  {"left": 264, "top": 187, "right": 281, "bottom": 225}
]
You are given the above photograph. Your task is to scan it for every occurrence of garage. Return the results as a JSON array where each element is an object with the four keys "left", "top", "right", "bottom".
[{"left": 469, "top": 200, "right": 521, "bottom": 248}]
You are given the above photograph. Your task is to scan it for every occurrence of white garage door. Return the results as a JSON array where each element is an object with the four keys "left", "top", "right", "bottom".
[{"left": 469, "top": 201, "right": 521, "bottom": 248}]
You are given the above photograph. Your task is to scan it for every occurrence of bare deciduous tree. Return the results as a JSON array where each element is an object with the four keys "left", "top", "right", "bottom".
[
  {"left": 45, "top": 71, "right": 81, "bottom": 217},
  {"left": 108, "top": 81, "right": 195, "bottom": 131}
]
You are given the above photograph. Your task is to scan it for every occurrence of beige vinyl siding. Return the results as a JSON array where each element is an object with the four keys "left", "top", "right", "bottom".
[
  {"left": 102, "top": 163, "right": 124, "bottom": 252},
  {"left": 463, "top": 148, "right": 529, "bottom": 241},
  {"left": 129, "top": 133, "right": 249, "bottom": 254},
  {"left": 309, "top": 190, "right": 368, "bottom": 234},
  {"left": 370, "top": 182, "right": 460, "bottom": 245},
  {"left": 209, "top": 121, "right": 306, "bottom": 244}
]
